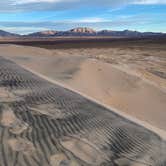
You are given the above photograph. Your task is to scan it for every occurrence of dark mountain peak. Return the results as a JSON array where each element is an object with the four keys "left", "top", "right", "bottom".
[
  {"left": 99, "top": 30, "right": 112, "bottom": 32},
  {"left": 123, "top": 29, "right": 133, "bottom": 32},
  {"left": 0, "top": 30, "right": 19, "bottom": 37},
  {"left": 69, "top": 27, "right": 96, "bottom": 33}
]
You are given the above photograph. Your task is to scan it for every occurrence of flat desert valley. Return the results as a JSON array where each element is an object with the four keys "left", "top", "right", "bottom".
[{"left": 0, "top": 38, "right": 166, "bottom": 165}]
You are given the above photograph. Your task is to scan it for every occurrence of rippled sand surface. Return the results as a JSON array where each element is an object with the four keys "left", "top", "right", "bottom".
[
  {"left": 1, "top": 44, "right": 166, "bottom": 131},
  {"left": 0, "top": 57, "right": 166, "bottom": 166}
]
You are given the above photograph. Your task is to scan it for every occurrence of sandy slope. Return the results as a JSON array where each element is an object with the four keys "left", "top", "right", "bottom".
[
  {"left": 1, "top": 56, "right": 166, "bottom": 166},
  {"left": 0, "top": 44, "right": 166, "bottom": 131},
  {"left": 66, "top": 59, "right": 166, "bottom": 131}
]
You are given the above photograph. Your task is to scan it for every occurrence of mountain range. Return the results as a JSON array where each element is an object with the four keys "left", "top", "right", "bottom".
[
  {"left": 0, "top": 27, "right": 165, "bottom": 38},
  {"left": 0, "top": 30, "right": 20, "bottom": 37}
]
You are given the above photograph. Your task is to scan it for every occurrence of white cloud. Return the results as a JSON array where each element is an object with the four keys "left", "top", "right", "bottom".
[
  {"left": 0, "top": 0, "right": 166, "bottom": 12},
  {"left": 5, "top": 0, "right": 166, "bottom": 6},
  {"left": 12, "top": 0, "right": 76, "bottom": 5},
  {"left": 77, "top": 17, "right": 108, "bottom": 23},
  {"left": 133, "top": 0, "right": 166, "bottom": 4}
]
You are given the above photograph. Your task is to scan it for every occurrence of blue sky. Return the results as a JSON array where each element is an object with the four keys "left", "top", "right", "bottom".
[{"left": 0, "top": 0, "right": 166, "bottom": 34}]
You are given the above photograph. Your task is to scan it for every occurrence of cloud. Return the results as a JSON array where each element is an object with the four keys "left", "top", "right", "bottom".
[
  {"left": 12, "top": 0, "right": 76, "bottom": 5},
  {"left": 0, "top": 1, "right": 120, "bottom": 12},
  {"left": 1, "top": 13, "right": 165, "bottom": 34},
  {"left": 76, "top": 17, "right": 108, "bottom": 23},
  {"left": 0, "top": 0, "right": 165, "bottom": 13},
  {"left": 0, "top": 13, "right": 160, "bottom": 34},
  {"left": 133, "top": 0, "right": 166, "bottom": 4},
  {"left": 0, "top": 0, "right": 78, "bottom": 12}
]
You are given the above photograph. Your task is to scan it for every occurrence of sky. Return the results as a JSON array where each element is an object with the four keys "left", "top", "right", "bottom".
[{"left": 0, "top": 0, "right": 166, "bottom": 34}]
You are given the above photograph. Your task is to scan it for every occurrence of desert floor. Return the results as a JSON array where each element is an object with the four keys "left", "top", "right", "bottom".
[{"left": 0, "top": 42, "right": 165, "bottom": 132}]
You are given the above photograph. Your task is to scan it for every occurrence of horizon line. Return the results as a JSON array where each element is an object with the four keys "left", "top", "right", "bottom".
[{"left": 0, "top": 27, "right": 165, "bottom": 35}]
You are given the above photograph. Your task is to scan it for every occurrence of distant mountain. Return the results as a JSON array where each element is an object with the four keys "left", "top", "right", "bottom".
[
  {"left": 27, "top": 30, "right": 58, "bottom": 37},
  {"left": 98, "top": 29, "right": 164, "bottom": 37},
  {"left": 1, "top": 28, "right": 95, "bottom": 37},
  {"left": 26, "top": 28, "right": 165, "bottom": 37},
  {"left": 0, "top": 28, "right": 165, "bottom": 38},
  {"left": 70, "top": 27, "right": 96, "bottom": 34},
  {"left": 0, "top": 30, "right": 19, "bottom": 37},
  {"left": 26, "top": 27, "right": 97, "bottom": 37},
  {"left": 98, "top": 30, "right": 139, "bottom": 37}
]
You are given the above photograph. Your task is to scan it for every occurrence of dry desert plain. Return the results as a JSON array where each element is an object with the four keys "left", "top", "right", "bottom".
[{"left": 0, "top": 37, "right": 166, "bottom": 166}]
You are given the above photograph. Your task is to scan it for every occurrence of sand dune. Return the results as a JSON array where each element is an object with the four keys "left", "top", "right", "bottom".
[
  {"left": 0, "top": 56, "right": 166, "bottom": 166},
  {"left": 1, "top": 44, "right": 166, "bottom": 132},
  {"left": 66, "top": 59, "right": 166, "bottom": 131}
]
